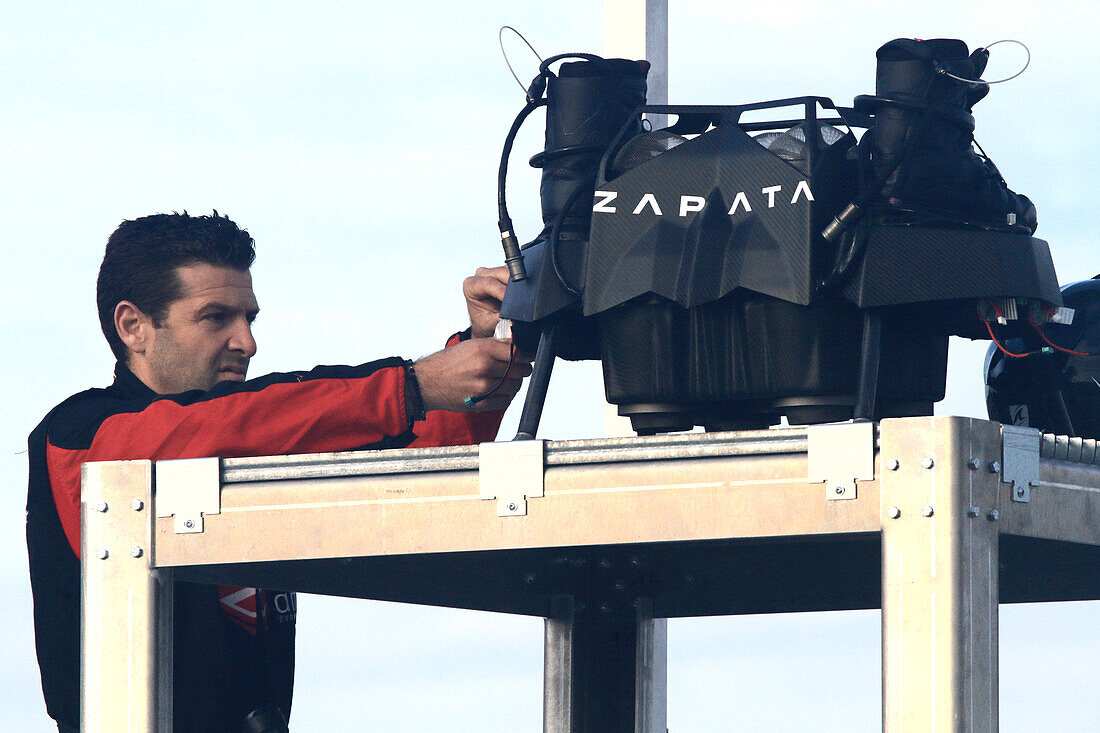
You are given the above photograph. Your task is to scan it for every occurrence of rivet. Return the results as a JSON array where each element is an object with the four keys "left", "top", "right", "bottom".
[
  {"left": 834, "top": 485, "right": 846, "bottom": 495},
  {"left": 887, "top": 506, "right": 901, "bottom": 519},
  {"left": 93, "top": 501, "right": 108, "bottom": 513},
  {"left": 921, "top": 505, "right": 934, "bottom": 517},
  {"left": 507, "top": 502, "right": 518, "bottom": 512},
  {"left": 130, "top": 546, "right": 144, "bottom": 558},
  {"left": 1016, "top": 486, "right": 1026, "bottom": 498},
  {"left": 184, "top": 519, "right": 195, "bottom": 529},
  {"left": 968, "top": 458, "right": 981, "bottom": 470},
  {"left": 968, "top": 506, "right": 981, "bottom": 518},
  {"left": 96, "top": 548, "right": 109, "bottom": 560},
  {"left": 989, "top": 461, "right": 1001, "bottom": 474},
  {"left": 987, "top": 509, "right": 1000, "bottom": 521},
  {"left": 921, "top": 457, "right": 935, "bottom": 469},
  {"left": 131, "top": 499, "right": 144, "bottom": 511},
  {"left": 886, "top": 459, "right": 900, "bottom": 471}
]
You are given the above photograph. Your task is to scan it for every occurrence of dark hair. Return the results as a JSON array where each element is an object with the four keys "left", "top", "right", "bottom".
[{"left": 96, "top": 211, "right": 256, "bottom": 362}]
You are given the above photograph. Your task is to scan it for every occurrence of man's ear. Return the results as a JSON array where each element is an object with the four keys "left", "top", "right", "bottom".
[{"left": 114, "top": 301, "right": 153, "bottom": 356}]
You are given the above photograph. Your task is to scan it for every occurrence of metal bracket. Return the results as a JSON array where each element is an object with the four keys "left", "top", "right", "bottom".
[
  {"left": 479, "top": 440, "right": 545, "bottom": 516},
  {"left": 1002, "top": 425, "right": 1040, "bottom": 503},
  {"left": 155, "top": 457, "right": 221, "bottom": 533},
  {"left": 808, "top": 422, "right": 875, "bottom": 501}
]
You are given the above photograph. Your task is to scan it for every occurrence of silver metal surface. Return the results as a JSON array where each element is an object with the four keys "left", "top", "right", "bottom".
[
  {"left": 544, "top": 595, "right": 574, "bottom": 733},
  {"left": 1040, "top": 433, "right": 1100, "bottom": 464},
  {"left": 81, "top": 417, "right": 1100, "bottom": 731},
  {"left": 155, "top": 457, "right": 220, "bottom": 534},
  {"left": 1002, "top": 425, "right": 1040, "bottom": 503},
  {"left": 634, "top": 599, "right": 667, "bottom": 733},
  {"left": 82, "top": 460, "right": 172, "bottom": 732},
  {"left": 479, "top": 440, "right": 545, "bottom": 516},
  {"left": 879, "top": 417, "right": 1001, "bottom": 732},
  {"left": 808, "top": 421, "right": 874, "bottom": 501},
  {"left": 219, "top": 428, "right": 809, "bottom": 484}
]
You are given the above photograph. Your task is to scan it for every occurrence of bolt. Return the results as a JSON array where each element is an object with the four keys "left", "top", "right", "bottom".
[
  {"left": 96, "top": 548, "right": 109, "bottom": 560},
  {"left": 130, "top": 546, "right": 144, "bottom": 558},
  {"left": 131, "top": 499, "right": 144, "bottom": 511},
  {"left": 599, "top": 557, "right": 612, "bottom": 569},
  {"left": 599, "top": 603, "right": 612, "bottom": 614},
  {"left": 989, "top": 461, "right": 1001, "bottom": 474},
  {"left": 834, "top": 485, "right": 846, "bottom": 495},
  {"left": 1016, "top": 486, "right": 1026, "bottom": 498},
  {"left": 921, "top": 457, "right": 935, "bottom": 469},
  {"left": 886, "top": 458, "right": 900, "bottom": 471},
  {"left": 968, "top": 458, "right": 981, "bottom": 470},
  {"left": 887, "top": 506, "right": 901, "bottom": 519},
  {"left": 614, "top": 581, "right": 627, "bottom": 592},
  {"left": 93, "top": 501, "right": 108, "bottom": 513},
  {"left": 968, "top": 506, "right": 981, "bottom": 518},
  {"left": 629, "top": 557, "right": 641, "bottom": 568},
  {"left": 524, "top": 572, "right": 537, "bottom": 585},
  {"left": 184, "top": 519, "right": 195, "bottom": 529},
  {"left": 987, "top": 509, "right": 1000, "bottom": 521},
  {"left": 506, "top": 502, "right": 518, "bottom": 512},
  {"left": 921, "top": 505, "right": 934, "bottom": 517}
]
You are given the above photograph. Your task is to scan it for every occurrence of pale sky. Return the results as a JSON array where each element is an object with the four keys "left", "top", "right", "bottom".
[{"left": 3, "top": 1, "right": 1098, "bottom": 729}]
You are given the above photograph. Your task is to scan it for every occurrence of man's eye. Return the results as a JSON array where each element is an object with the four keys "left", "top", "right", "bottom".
[{"left": 203, "top": 313, "right": 227, "bottom": 324}]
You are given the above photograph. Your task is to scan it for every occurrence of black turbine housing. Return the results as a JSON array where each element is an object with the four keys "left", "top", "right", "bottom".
[
  {"left": 986, "top": 278, "right": 1100, "bottom": 438},
  {"left": 498, "top": 39, "right": 1062, "bottom": 438},
  {"left": 586, "top": 93, "right": 1058, "bottom": 434},
  {"left": 500, "top": 57, "right": 650, "bottom": 359}
]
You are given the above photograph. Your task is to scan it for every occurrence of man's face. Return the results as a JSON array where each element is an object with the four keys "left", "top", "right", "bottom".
[{"left": 138, "top": 263, "right": 259, "bottom": 394}]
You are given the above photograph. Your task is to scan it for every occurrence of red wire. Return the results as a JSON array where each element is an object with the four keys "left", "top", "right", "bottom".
[
  {"left": 1028, "top": 314, "right": 1090, "bottom": 356},
  {"left": 985, "top": 320, "right": 1033, "bottom": 358}
]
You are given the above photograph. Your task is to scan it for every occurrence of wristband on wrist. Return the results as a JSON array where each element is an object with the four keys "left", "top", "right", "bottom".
[{"left": 404, "top": 360, "right": 427, "bottom": 422}]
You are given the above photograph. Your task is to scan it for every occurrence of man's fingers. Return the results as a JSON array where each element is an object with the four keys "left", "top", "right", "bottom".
[{"left": 465, "top": 274, "right": 508, "bottom": 304}]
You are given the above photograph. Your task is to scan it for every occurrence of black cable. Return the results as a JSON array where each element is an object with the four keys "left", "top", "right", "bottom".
[
  {"left": 464, "top": 340, "right": 518, "bottom": 407},
  {"left": 496, "top": 52, "right": 614, "bottom": 283},
  {"left": 548, "top": 184, "right": 588, "bottom": 295},
  {"left": 497, "top": 99, "right": 546, "bottom": 281}
]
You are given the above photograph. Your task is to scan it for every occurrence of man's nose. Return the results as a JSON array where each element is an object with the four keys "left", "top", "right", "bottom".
[{"left": 230, "top": 320, "right": 257, "bottom": 358}]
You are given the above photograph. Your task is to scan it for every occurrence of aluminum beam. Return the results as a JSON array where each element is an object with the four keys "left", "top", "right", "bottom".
[
  {"left": 81, "top": 460, "right": 172, "bottom": 732},
  {"left": 79, "top": 418, "right": 1100, "bottom": 731}
]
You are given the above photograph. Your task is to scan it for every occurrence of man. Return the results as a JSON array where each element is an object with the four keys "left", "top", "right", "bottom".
[{"left": 27, "top": 212, "right": 530, "bottom": 732}]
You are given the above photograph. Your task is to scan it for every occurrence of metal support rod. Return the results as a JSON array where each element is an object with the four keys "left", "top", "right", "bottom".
[
  {"left": 853, "top": 309, "right": 881, "bottom": 420},
  {"left": 515, "top": 323, "right": 558, "bottom": 440}
]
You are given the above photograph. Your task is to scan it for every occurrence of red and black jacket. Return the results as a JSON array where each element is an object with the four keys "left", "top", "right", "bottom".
[{"left": 27, "top": 340, "right": 503, "bottom": 731}]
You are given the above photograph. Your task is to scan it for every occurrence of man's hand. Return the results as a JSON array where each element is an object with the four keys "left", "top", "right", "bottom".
[
  {"left": 463, "top": 266, "right": 510, "bottom": 339},
  {"left": 414, "top": 338, "right": 533, "bottom": 412}
]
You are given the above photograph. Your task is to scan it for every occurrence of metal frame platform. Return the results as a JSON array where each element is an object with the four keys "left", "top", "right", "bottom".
[{"left": 80, "top": 417, "right": 1100, "bottom": 731}]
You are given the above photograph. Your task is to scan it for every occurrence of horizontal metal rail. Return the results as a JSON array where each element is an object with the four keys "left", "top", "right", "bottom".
[{"left": 221, "top": 427, "right": 813, "bottom": 484}]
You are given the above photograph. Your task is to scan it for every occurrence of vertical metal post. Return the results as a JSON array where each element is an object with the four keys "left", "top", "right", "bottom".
[
  {"left": 544, "top": 595, "right": 575, "bottom": 733},
  {"left": 82, "top": 460, "right": 172, "bottom": 732},
  {"left": 633, "top": 599, "right": 667, "bottom": 733},
  {"left": 879, "top": 417, "right": 1001, "bottom": 731},
  {"left": 543, "top": 595, "right": 667, "bottom": 733},
  {"left": 605, "top": 0, "right": 669, "bottom": 110},
  {"left": 601, "top": 5, "right": 670, "bottom": 721}
]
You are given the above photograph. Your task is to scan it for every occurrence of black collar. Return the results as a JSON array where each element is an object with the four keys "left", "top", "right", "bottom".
[{"left": 112, "top": 362, "right": 159, "bottom": 401}]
